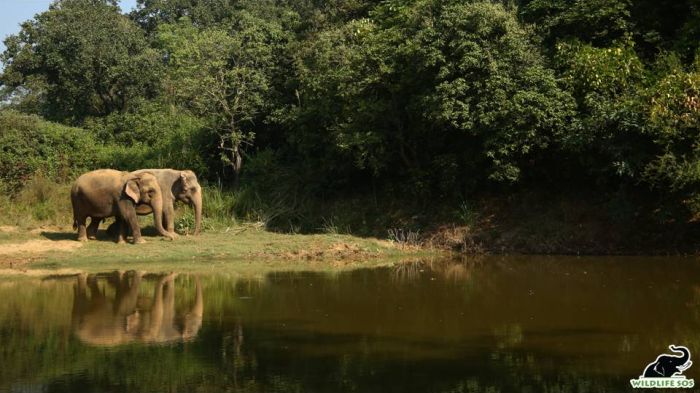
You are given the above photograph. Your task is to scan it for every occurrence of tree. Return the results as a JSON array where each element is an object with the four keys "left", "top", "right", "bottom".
[
  {"left": 520, "top": 0, "right": 632, "bottom": 49},
  {"left": 156, "top": 15, "right": 287, "bottom": 187},
  {"left": 293, "top": 0, "right": 573, "bottom": 192},
  {"left": 132, "top": 0, "right": 235, "bottom": 32},
  {"left": 0, "top": 0, "right": 162, "bottom": 123}
]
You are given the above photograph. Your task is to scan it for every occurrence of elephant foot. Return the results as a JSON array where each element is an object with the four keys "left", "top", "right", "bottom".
[
  {"left": 88, "top": 235, "right": 97, "bottom": 240},
  {"left": 77, "top": 236, "right": 88, "bottom": 242},
  {"left": 117, "top": 237, "right": 127, "bottom": 244},
  {"left": 133, "top": 237, "right": 147, "bottom": 244}
]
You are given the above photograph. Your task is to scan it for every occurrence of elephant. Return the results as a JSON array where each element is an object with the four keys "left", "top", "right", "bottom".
[
  {"left": 642, "top": 345, "right": 692, "bottom": 378},
  {"left": 71, "top": 169, "right": 174, "bottom": 244},
  {"left": 71, "top": 271, "right": 203, "bottom": 346},
  {"left": 106, "top": 169, "right": 202, "bottom": 237}
]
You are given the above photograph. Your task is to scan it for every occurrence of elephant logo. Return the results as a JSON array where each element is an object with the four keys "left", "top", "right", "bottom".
[{"left": 630, "top": 345, "right": 695, "bottom": 389}]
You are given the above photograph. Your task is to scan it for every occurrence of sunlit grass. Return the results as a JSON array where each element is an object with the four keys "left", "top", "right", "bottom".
[{"left": 1, "top": 224, "right": 437, "bottom": 274}]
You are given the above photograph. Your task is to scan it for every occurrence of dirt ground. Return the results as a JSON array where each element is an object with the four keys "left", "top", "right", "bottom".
[{"left": 0, "top": 239, "right": 83, "bottom": 256}]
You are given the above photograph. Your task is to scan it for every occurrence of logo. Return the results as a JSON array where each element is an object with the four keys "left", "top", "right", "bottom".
[{"left": 630, "top": 345, "right": 695, "bottom": 389}]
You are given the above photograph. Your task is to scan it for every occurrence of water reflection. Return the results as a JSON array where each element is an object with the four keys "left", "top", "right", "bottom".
[
  {"left": 72, "top": 271, "right": 203, "bottom": 346},
  {"left": 1, "top": 256, "right": 700, "bottom": 392}
]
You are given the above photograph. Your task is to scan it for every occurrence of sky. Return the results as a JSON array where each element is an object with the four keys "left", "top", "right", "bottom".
[{"left": 0, "top": 0, "right": 139, "bottom": 55}]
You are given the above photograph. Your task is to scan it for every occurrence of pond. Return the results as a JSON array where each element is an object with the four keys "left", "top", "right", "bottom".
[{"left": 1, "top": 256, "right": 699, "bottom": 392}]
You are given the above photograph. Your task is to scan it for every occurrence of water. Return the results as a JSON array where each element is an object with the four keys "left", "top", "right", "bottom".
[{"left": 1, "top": 256, "right": 699, "bottom": 392}]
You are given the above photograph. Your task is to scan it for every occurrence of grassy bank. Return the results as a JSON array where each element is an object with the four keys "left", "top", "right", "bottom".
[
  {"left": 3, "top": 176, "right": 700, "bottom": 263},
  {"left": 0, "top": 224, "right": 431, "bottom": 273}
]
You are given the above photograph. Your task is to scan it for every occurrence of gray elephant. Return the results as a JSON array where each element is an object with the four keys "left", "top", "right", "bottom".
[
  {"left": 105, "top": 169, "right": 202, "bottom": 236},
  {"left": 72, "top": 271, "right": 203, "bottom": 346},
  {"left": 71, "top": 169, "right": 174, "bottom": 244},
  {"left": 642, "top": 345, "right": 692, "bottom": 378}
]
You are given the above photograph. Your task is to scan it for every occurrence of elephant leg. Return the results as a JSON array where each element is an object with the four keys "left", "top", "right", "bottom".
[
  {"left": 106, "top": 220, "right": 119, "bottom": 240},
  {"left": 163, "top": 203, "right": 176, "bottom": 234},
  {"left": 73, "top": 273, "right": 89, "bottom": 303},
  {"left": 162, "top": 278, "right": 176, "bottom": 327},
  {"left": 76, "top": 214, "right": 88, "bottom": 242},
  {"left": 87, "top": 218, "right": 101, "bottom": 240},
  {"left": 87, "top": 274, "right": 104, "bottom": 300},
  {"left": 72, "top": 274, "right": 90, "bottom": 326},
  {"left": 115, "top": 218, "right": 127, "bottom": 244},
  {"left": 108, "top": 219, "right": 132, "bottom": 240},
  {"left": 118, "top": 200, "right": 144, "bottom": 244}
]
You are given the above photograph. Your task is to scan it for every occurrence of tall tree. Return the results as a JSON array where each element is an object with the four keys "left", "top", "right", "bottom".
[
  {"left": 156, "top": 14, "right": 288, "bottom": 187},
  {"left": 0, "top": 0, "right": 162, "bottom": 123},
  {"left": 293, "top": 0, "right": 573, "bottom": 192}
]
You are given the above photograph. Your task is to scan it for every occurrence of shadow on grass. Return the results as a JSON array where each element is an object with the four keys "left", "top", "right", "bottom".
[
  {"left": 40, "top": 231, "right": 76, "bottom": 241},
  {"left": 40, "top": 230, "right": 117, "bottom": 242},
  {"left": 39, "top": 226, "right": 170, "bottom": 243}
]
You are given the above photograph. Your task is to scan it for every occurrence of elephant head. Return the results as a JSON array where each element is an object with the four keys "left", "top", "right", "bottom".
[
  {"left": 129, "top": 169, "right": 203, "bottom": 236},
  {"left": 642, "top": 345, "right": 693, "bottom": 378},
  {"left": 123, "top": 172, "right": 172, "bottom": 241},
  {"left": 173, "top": 170, "right": 202, "bottom": 235}
]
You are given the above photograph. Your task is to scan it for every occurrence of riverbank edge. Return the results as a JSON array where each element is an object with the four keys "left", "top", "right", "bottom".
[{"left": 0, "top": 224, "right": 444, "bottom": 274}]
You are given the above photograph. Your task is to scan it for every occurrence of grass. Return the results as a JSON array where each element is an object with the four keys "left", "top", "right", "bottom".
[
  {"left": 0, "top": 223, "right": 437, "bottom": 274},
  {"left": 0, "top": 176, "right": 441, "bottom": 274},
  {"left": 6, "top": 174, "right": 696, "bottom": 264}
]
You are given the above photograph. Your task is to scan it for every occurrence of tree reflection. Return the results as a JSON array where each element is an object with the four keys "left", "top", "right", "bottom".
[{"left": 2, "top": 258, "right": 700, "bottom": 392}]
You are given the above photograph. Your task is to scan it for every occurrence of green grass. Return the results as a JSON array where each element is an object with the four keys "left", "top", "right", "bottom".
[
  {"left": 0, "top": 176, "right": 440, "bottom": 274},
  {"left": 1, "top": 223, "right": 437, "bottom": 274}
]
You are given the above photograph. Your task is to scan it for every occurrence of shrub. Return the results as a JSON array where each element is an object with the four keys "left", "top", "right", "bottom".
[
  {"left": 0, "top": 111, "right": 102, "bottom": 192},
  {"left": 85, "top": 102, "right": 211, "bottom": 175}
]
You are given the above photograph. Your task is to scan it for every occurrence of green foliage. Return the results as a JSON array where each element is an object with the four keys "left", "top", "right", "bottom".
[
  {"left": 642, "top": 59, "right": 700, "bottom": 208},
  {"left": 293, "top": 0, "right": 573, "bottom": 190},
  {"left": 521, "top": 0, "right": 632, "bottom": 47},
  {"left": 156, "top": 14, "right": 290, "bottom": 184},
  {"left": 553, "top": 39, "right": 648, "bottom": 180},
  {"left": 84, "top": 102, "right": 211, "bottom": 175},
  {"left": 0, "top": 111, "right": 102, "bottom": 192},
  {"left": 4, "top": 0, "right": 700, "bottom": 232},
  {"left": 0, "top": 0, "right": 162, "bottom": 123}
]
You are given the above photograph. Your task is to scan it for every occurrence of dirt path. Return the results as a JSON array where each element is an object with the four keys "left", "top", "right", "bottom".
[{"left": 0, "top": 239, "right": 82, "bottom": 257}]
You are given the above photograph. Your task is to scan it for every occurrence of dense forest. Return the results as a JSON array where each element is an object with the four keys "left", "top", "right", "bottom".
[{"left": 2, "top": 0, "right": 700, "bottom": 251}]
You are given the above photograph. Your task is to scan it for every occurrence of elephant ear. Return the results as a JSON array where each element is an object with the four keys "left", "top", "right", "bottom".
[
  {"left": 180, "top": 172, "right": 190, "bottom": 189},
  {"left": 125, "top": 178, "right": 141, "bottom": 203},
  {"left": 654, "top": 363, "right": 667, "bottom": 377}
]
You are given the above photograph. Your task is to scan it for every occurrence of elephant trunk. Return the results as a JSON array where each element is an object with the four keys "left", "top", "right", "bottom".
[
  {"left": 181, "top": 277, "right": 203, "bottom": 340},
  {"left": 152, "top": 194, "right": 174, "bottom": 240},
  {"left": 193, "top": 187, "right": 202, "bottom": 235},
  {"left": 670, "top": 345, "right": 690, "bottom": 363}
]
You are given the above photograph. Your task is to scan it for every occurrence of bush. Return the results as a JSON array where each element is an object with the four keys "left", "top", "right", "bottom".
[
  {"left": 0, "top": 173, "right": 73, "bottom": 226},
  {"left": 85, "top": 102, "right": 212, "bottom": 176},
  {"left": 0, "top": 111, "right": 102, "bottom": 192}
]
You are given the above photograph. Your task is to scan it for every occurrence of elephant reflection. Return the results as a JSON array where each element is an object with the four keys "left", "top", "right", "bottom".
[{"left": 71, "top": 271, "right": 203, "bottom": 346}]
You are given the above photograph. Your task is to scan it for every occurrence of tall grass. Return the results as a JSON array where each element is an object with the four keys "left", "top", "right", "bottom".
[
  {"left": 0, "top": 175, "right": 244, "bottom": 231},
  {"left": 0, "top": 174, "right": 73, "bottom": 227}
]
